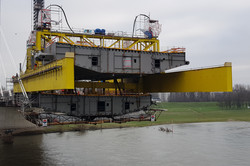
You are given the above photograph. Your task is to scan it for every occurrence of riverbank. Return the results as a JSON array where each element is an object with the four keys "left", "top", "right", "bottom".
[
  {"left": 14, "top": 102, "right": 250, "bottom": 135},
  {"left": 2, "top": 102, "right": 250, "bottom": 136},
  {"left": 152, "top": 102, "right": 250, "bottom": 123}
]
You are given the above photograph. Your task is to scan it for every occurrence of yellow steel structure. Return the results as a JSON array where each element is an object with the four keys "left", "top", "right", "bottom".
[
  {"left": 25, "top": 47, "right": 33, "bottom": 72},
  {"left": 140, "top": 62, "right": 232, "bottom": 93},
  {"left": 14, "top": 60, "right": 232, "bottom": 93},
  {"left": 14, "top": 55, "right": 74, "bottom": 93},
  {"left": 75, "top": 63, "right": 232, "bottom": 93},
  {"left": 15, "top": 30, "right": 232, "bottom": 93},
  {"left": 35, "top": 30, "right": 160, "bottom": 52}
]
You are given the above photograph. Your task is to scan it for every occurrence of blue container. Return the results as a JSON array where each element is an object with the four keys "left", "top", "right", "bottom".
[
  {"left": 101, "top": 29, "right": 105, "bottom": 35},
  {"left": 95, "top": 28, "right": 106, "bottom": 35}
]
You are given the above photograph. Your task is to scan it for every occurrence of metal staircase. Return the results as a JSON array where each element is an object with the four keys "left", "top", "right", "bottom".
[{"left": 18, "top": 77, "right": 31, "bottom": 111}]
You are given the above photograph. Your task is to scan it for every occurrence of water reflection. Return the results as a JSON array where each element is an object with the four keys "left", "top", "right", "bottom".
[
  {"left": 0, "top": 135, "right": 43, "bottom": 165},
  {"left": 1, "top": 122, "right": 250, "bottom": 166}
]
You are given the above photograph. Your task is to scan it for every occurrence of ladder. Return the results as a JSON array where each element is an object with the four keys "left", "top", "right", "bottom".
[{"left": 18, "top": 77, "right": 31, "bottom": 111}]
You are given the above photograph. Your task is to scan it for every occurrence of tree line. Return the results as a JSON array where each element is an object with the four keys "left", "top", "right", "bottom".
[{"left": 168, "top": 84, "right": 250, "bottom": 109}]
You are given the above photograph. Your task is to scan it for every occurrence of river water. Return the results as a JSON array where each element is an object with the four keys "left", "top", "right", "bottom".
[{"left": 1, "top": 122, "right": 250, "bottom": 166}]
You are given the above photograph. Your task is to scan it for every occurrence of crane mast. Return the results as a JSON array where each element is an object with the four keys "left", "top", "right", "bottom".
[{"left": 33, "top": 0, "right": 44, "bottom": 30}]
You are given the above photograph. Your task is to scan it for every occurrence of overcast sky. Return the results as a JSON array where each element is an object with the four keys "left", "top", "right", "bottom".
[{"left": 0, "top": 0, "right": 250, "bottom": 88}]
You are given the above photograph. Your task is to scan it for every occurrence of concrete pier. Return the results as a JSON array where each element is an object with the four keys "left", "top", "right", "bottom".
[{"left": 0, "top": 107, "right": 36, "bottom": 130}]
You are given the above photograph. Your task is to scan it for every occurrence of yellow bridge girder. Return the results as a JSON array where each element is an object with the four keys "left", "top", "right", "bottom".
[
  {"left": 35, "top": 30, "right": 160, "bottom": 52},
  {"left": 140, "top": 62, "right": 232, "bottom": 93},
  {"left": 14, "top": 55, "right": 75, "bottom": 93},
  {"left": 75, "top": 63, "right": 232, "bottom": 93},
  {"left": 14, "top": 59, "right": 232, "bottom": 93}
]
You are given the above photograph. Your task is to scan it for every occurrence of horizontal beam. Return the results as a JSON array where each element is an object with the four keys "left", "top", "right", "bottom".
[
  {"left": 14, "top": 59, "right": 232, "bottom": 93},
  {"left": 140, "top": 62, "right": 233, "bottom": 93},
  {"left": 14, "top": 54, "right": 75, "bottom": 93}
]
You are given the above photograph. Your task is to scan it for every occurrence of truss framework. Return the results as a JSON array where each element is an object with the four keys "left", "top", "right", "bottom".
[{"left": 34, "top": 31, "right": 160, "bottom": 52}]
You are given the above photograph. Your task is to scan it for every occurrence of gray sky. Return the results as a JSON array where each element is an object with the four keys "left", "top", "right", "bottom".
[{"left": 0, "top": 0, "right": 250, "bottom": 87}]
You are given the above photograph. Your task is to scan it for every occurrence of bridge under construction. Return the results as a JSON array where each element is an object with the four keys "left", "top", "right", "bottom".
[{"left": 12, "top": 0, "right": 232, "bottom": 120}]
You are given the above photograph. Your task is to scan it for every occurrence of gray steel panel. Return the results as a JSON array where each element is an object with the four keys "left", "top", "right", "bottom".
[
  {"left": 44, "top": 43, "right": 187, "bottom": 79},
  {"left": 38, "top": 94, "right": 151, "bottom": 117}
]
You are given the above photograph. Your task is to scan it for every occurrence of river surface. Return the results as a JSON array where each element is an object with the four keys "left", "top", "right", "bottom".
[{"left": 1, "top": 121, "right": 250, "bottom": 166}]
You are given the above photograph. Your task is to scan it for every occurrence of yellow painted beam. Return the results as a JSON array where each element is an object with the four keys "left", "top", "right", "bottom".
[
  {"left": 25, "top": 47, "right": 33, "bottom": 72},
  {"left": 143, "top": 42, "right": 155, "bottom": 51},
  {"left": 108, "top": 39, "right": 121, "bottom": 48},
  {"left": 140, "top": 62, "right": 232, "bottom": 93},
  {"left": 63, "top": 36, "right": 74, "bottom": 45},
  {"left": 83, "top": 37, "right": 96, "bottom": 47},
  {"left": 36, "top": 31, "right": 42, "bottom": 51},
  {"left": 127, "top": 40, "right": 140, "bottom": 49},
  {"left": 14, "top": 55, "right": 75, "bottom": 93}
]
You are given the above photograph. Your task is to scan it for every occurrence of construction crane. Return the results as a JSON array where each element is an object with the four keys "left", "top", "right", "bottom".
[{"left": 13, "top": 0, "right": 232, "bottom": 120}]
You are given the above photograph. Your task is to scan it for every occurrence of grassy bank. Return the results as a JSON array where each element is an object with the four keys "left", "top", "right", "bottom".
[
  {"left": 38, "top": 102, "right": 250, "bottom": 134},
  {"left": 152, "top": 102, "right": 250, "bottom": 124},
  {"left": 10, "top": 102, "right": 249, "bottom": 135}
]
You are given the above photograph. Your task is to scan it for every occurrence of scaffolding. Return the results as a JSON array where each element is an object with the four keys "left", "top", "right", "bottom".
[{"left": 132, "top": 14, "right": 162, "bottom": 39}]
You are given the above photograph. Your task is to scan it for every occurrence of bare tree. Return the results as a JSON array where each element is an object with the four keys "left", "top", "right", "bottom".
[{"left": 168, "top": 84, "right": 250, "bottom": 110}]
